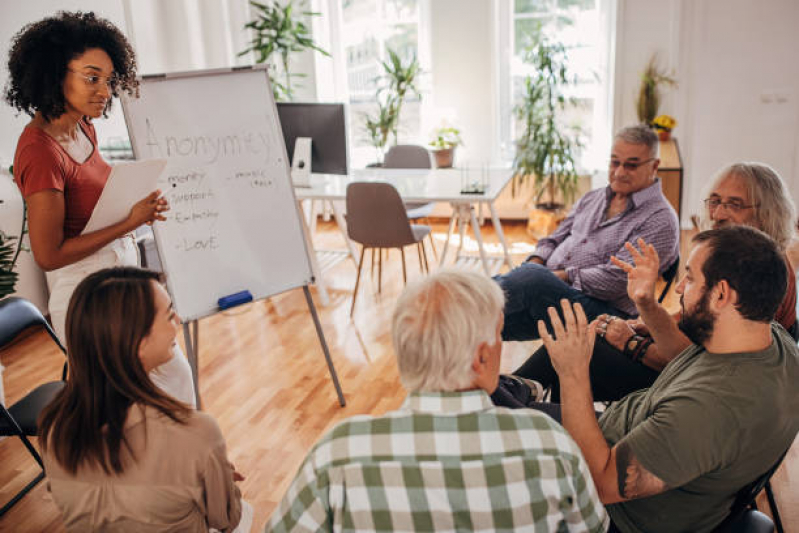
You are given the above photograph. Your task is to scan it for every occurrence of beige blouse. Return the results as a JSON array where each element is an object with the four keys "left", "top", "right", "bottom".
[{"left": 43, "top": 404, "right": 242, "bottom": 532}]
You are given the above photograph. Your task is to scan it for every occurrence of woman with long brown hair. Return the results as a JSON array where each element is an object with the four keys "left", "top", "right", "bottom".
[{"left": 39, "top": 267, "right": 248, "bottom": 531}]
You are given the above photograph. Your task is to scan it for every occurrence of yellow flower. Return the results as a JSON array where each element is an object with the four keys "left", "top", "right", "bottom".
[{"left": 653, "top": 115, "right": 677, "bottom": 131}]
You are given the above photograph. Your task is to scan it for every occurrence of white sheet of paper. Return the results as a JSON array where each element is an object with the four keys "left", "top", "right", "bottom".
[{"left": 82, "top": 159, "right": 168, "bottom": 234}]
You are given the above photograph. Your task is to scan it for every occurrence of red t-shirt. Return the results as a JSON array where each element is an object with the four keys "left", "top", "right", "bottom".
[{"left": 13, "top": 119, "right": 111, "bottom": 239}]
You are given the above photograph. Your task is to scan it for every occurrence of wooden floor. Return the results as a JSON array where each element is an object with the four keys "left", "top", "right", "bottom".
[{"left": 0, "top": 220, "right": 797, "bottom": 532}]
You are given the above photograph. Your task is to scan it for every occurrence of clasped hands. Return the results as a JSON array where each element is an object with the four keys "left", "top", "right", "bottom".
[{"left": 538, "top": 238, "right": 660, "bottom": 375}]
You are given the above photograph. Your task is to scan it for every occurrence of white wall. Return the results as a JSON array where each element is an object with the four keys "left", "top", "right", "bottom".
[{"left": 613, "top": 0, "right": 799, "bottom": 227}]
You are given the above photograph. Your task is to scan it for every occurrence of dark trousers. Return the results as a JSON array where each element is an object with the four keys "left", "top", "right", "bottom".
[
  {"left": 514, "top": 337, "right": 660, "bottom": 402},
  {"left": 495, "top": 262, "right": 630, "bottom": 341}
]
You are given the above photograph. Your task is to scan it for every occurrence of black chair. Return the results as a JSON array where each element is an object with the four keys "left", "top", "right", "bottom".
[
  {"left": 713, "top": 450, "right": 788, "bottom": 533},
  {"left": 0, "top": 297, "right": 67, "bottom": 516},
  {"left": 658, "top": 255, "right": 680, "bottom": 303}
]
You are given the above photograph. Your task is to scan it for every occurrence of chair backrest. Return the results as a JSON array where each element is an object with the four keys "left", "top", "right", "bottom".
[
  {"left": 0, "top": 297, "right": 65, "bottom": 353},
  {"left": 658, "top": 255, "right": 680, "bottom": 304},
  {"left": 383, "top": 145, "right": 433, "bottom": 169},
  {"left": 346, "top": 182, "right": 419, "bottom": 248},
  {"left": 713, "top": 449, "right": 788, "bottom": 532}
]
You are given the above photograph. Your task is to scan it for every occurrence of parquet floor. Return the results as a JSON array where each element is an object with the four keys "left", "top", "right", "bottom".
[{"left": 0, "top": 220, "right": 796, "bottom": 532}]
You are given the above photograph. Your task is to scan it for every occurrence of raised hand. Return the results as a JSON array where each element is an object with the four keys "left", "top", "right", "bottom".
[
  {"left": 537, "top": 299, "right": 596, "bottom": 380},
  {"left": 611, "top": 238, "right": 660, "bottom": 307},
  {"left": 127, "top": 190, "right": 170, "bottom": 228}
]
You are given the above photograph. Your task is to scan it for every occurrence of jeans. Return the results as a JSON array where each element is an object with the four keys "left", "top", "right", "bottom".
[
  {"left": 495, "top": 262, "right": 630, "bottom": 341},
  {"left": 514, "top": 337, "right": 660, "bottom": 402}
]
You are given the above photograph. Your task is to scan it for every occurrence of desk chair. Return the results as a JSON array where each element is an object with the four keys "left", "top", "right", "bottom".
[
  {"left": 0, "top": 297, "right": 67, "bottom": 516},
  {"left": 346, "top": 182, "right": 431, "bottom": 316},
  {"left": 383, "top": 145, "right": 438, "bottom": 260}
]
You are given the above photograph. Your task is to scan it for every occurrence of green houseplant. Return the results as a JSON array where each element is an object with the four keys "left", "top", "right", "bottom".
[
  {"left": 1, "top": 166, "right": 26, "bottom": 298},
  {"left": 239, "top": 0, "right": 330, "bottom": 101},
  {"left": 362, "top": 48, "right": 421, "bottom": 164},
  {"left": 513, "top": 34, "right": 581, "bottom": 210},
  {"left": 429, "top": 126, "right": 462, "bottom": 168},
  {"left": 636, "top": 54, "right": 676, "bottom": 126}
]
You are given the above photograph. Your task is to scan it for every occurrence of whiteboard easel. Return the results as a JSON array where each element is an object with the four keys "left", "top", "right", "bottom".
[{"left": 121, "top": 66, "right": 344, "bottom": 408}]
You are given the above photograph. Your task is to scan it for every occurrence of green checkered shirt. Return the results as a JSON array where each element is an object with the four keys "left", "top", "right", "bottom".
[{"left": 266, "top": 390, "right": 608, "bottom": 532}]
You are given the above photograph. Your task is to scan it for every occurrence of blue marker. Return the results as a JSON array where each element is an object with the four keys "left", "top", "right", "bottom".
[{"left": 218, "top": 290, "right": 253, "bottom": 310}]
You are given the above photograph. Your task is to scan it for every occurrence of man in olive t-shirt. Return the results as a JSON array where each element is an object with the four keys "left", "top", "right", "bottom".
[{"left": 537, "top": 226, "right": 799, "bottom": 533}]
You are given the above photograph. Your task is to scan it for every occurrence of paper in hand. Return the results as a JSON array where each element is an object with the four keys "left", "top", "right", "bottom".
[{"left": 82, "top": 159, "right": 168, "bottom": 234}]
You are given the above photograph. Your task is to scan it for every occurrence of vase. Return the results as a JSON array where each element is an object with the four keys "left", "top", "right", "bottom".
[
  {"left": 658, "top": 130, "right": 671, "bottom": 142},
  {"left": 433, "top": 147, "right": 455, "bottom": 168}
]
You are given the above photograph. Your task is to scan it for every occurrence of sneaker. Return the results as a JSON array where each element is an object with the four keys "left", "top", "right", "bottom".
[{"left": 498, "top": 374, "right": 545, "bottom": 406}]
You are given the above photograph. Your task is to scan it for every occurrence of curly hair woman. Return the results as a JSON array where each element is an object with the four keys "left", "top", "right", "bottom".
[
  {"left": 40, "top": 267, "right": 251, "bottom": 531},
  {"left": 5, "top": 11, "right": 195, "bottom": 406}
]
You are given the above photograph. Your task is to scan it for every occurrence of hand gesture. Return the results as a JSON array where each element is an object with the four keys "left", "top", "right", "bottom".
[
  {"left": 537, "top": 299, "right": 596, "bottom": 380},
  {"left": 594, "top": 314, "right": 636, "bottom": 351},
  {"left": 127, "top": 190, "right": 170, "bottom": 228},
  {"left": 611, "top": 238, "right": 660, "bottom": 307}
]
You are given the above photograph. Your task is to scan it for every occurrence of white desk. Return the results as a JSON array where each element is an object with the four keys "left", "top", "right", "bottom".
[{"left": 295, "top": 168, "right": 515, "bottom": 304}]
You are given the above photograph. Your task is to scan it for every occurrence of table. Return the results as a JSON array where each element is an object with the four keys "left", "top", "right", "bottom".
[
  {"left": 295, "top": 167, "right": 516, "bottom": 304},
  {"left": 657, "top": 138, "right": 683, "bottom": 219}
]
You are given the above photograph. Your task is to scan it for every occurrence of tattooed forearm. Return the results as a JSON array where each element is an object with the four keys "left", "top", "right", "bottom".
[{"left": 615, "top": 441, "right": 669, "bottom": 499}]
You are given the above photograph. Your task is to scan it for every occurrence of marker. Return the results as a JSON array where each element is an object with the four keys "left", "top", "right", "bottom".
[{"left": 218, "top": 290, "right": 253, "bottom": 310}]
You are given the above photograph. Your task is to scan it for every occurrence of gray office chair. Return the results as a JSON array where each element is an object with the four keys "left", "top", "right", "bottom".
[
  {"left": 346, "top": 182, "right": 431, "bottom": 316},
  {"left": 383, "top": 145, "right": 438, "bottom": 259},
  {"left": 0, "top": 297, "right": 67, "bottom": 516}
]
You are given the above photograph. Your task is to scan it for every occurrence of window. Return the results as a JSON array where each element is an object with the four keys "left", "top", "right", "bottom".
[
  {"left": 319, "top": 0, "right": 428, "bottom": 168},
  {"left": 499, "top": 0, "right": 612, "bottom": 172}
]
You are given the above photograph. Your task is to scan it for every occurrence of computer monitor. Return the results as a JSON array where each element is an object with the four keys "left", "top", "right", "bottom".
[{"left": 276, "top": 102, "right": 348, "bottom": 175}]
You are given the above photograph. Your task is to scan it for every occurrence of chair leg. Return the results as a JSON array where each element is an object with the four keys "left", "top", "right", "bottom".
[
  {"left": 765, "top": 480, "right": 784, "bottom": 533},
  {"left": 378, "top": 247, "right": 383, "bottom": 294},
  {"left": 370, "top": 248, "right": 375, "bottom": 278},
  {"left": 427, "top": 232, "right": 438, "bottom": 261},
  {"left": 420, "top": 240, "right": 430, "bottom": 273},
  {"left": 350, "top": 247, "right": 366, "bottom": 317},
  {"left": 417, "top": 243, "right": 424, "bottom": 272},
  {"left": 400, "top": 247, "right": 407, "bottom": 285},
  {"left": 0, "top": 470, "right": 44, "bottom": 517}
]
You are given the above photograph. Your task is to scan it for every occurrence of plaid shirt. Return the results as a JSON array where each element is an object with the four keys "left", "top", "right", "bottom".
[
  {"left": 266, "top": 390, "right": 608, "bottom": 532},
  {"left": 534, "top": 180, "right": 679, "bottom": 316}
]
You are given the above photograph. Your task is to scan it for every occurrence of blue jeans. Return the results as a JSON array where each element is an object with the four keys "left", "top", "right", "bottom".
[{"left": 495, "top": 262, "right": 630, "bottom": 341}]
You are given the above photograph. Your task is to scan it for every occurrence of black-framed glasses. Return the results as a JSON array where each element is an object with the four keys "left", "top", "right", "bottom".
[
  {"left": 68, "top": 69, "right": 118, "bottom": 89},
  {"left": 609, "top": 157, "right": 655, "bottom": 171},
  {"left": 703, "top": 198, "right": 759, "bottom": 213}
]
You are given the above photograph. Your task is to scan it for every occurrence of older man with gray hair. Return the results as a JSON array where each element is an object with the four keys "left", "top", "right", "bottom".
[
  {"left": 266, "top": 270, "right": 608, "bottom": 533},
  {"left": 497, "top": 124, "right": 679, "bottom": 341}
]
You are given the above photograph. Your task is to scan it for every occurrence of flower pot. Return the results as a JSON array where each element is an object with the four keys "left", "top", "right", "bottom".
[
  {"left": 433, "top": 147, "right": 455, "bottom": 168},
  {"left": 658, "top": 129, "right": 671, "bottom": 142}
]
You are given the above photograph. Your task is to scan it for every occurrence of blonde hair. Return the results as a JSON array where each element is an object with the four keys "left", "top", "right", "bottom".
[
  {"left": 391, "top": 270, "right": 504, "bottom": 392},
  {"left": 703, "top": 162, "right": 796, "bottom": 250}
]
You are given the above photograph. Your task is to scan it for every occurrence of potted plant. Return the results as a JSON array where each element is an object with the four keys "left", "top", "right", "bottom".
[
  {"left": 636, "top": 54, "right": 677, "bottom": 127},
  {"left": 239, "top": 0, "right": 330, "bottom": 101},
  {"left": 513, "top": 34, "right": 581, "bottom": 211},
  {"left": 652, "top": 114, "right": 677, "bottom": 141},
  {"left": 429, "top": 126, "right": 462, "bottom": 168},
  {"left": 362, "top": 47, "right": 422, "bottom": 165},
  {"left": 0, "top": 166, "right": 26, "bottom": 299}
]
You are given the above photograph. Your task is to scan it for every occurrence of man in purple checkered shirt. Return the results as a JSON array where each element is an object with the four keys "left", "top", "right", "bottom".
[{"left": 497, "top": 124, "right": 679, "bottom": 341}]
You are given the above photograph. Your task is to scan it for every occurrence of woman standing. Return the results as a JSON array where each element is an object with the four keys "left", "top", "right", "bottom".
[
  {"left": 39, "top": 267, "right": 250, "bottom": 531},
  {"left": 5, "top": 11, "right": 194, "bottom": 405}
]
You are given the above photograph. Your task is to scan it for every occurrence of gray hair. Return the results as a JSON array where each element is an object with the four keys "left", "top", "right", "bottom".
[
  {"left": 703, "top": 162, "right": 796, "bottom": 250},
  {"left": 613, "top": 124, "right": 659, "bottom": 159},
  {"left": 391, "top": 269, "right": 505, "bottom": 392}
]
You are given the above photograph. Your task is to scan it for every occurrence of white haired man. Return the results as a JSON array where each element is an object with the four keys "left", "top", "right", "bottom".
[{"left": 266, "top": 270, "right": 608, "bottom": 532}]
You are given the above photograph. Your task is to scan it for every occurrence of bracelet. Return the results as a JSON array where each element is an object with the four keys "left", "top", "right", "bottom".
[
  {"left": 623, "top": 334, "right": 645, "bottom": 359},
  {"left": 634, "top": 337, "right": 654, "bottom": 364}
]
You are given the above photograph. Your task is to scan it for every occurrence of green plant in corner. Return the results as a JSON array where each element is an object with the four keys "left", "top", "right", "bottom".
[
  {"left": 636, "top": 53, "right": 676, "bottom": 126},
  {"left": 513, "top": 34, "right": 581, "bottom": 209},
  {"left": 239, "top": 0, "right": 330, "bottom": 101},
  {"left": 0, "top": 165, "right": 27, "bottom": 299}
]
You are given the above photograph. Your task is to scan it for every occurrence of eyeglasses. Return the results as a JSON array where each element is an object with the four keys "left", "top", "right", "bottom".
[
  {"left": 609, "top": 158, "right": 655, "bottom": 171},
  {"left": 68, "top": 69, "right": 118, "bottom": 89},
  {"left": 703, "top": 198, "right": 759, "bottom": 213}
]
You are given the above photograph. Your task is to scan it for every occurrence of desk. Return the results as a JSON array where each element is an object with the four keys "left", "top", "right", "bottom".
[{"left": 295, "top": 168, "right": 515, "bottom": 303}]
